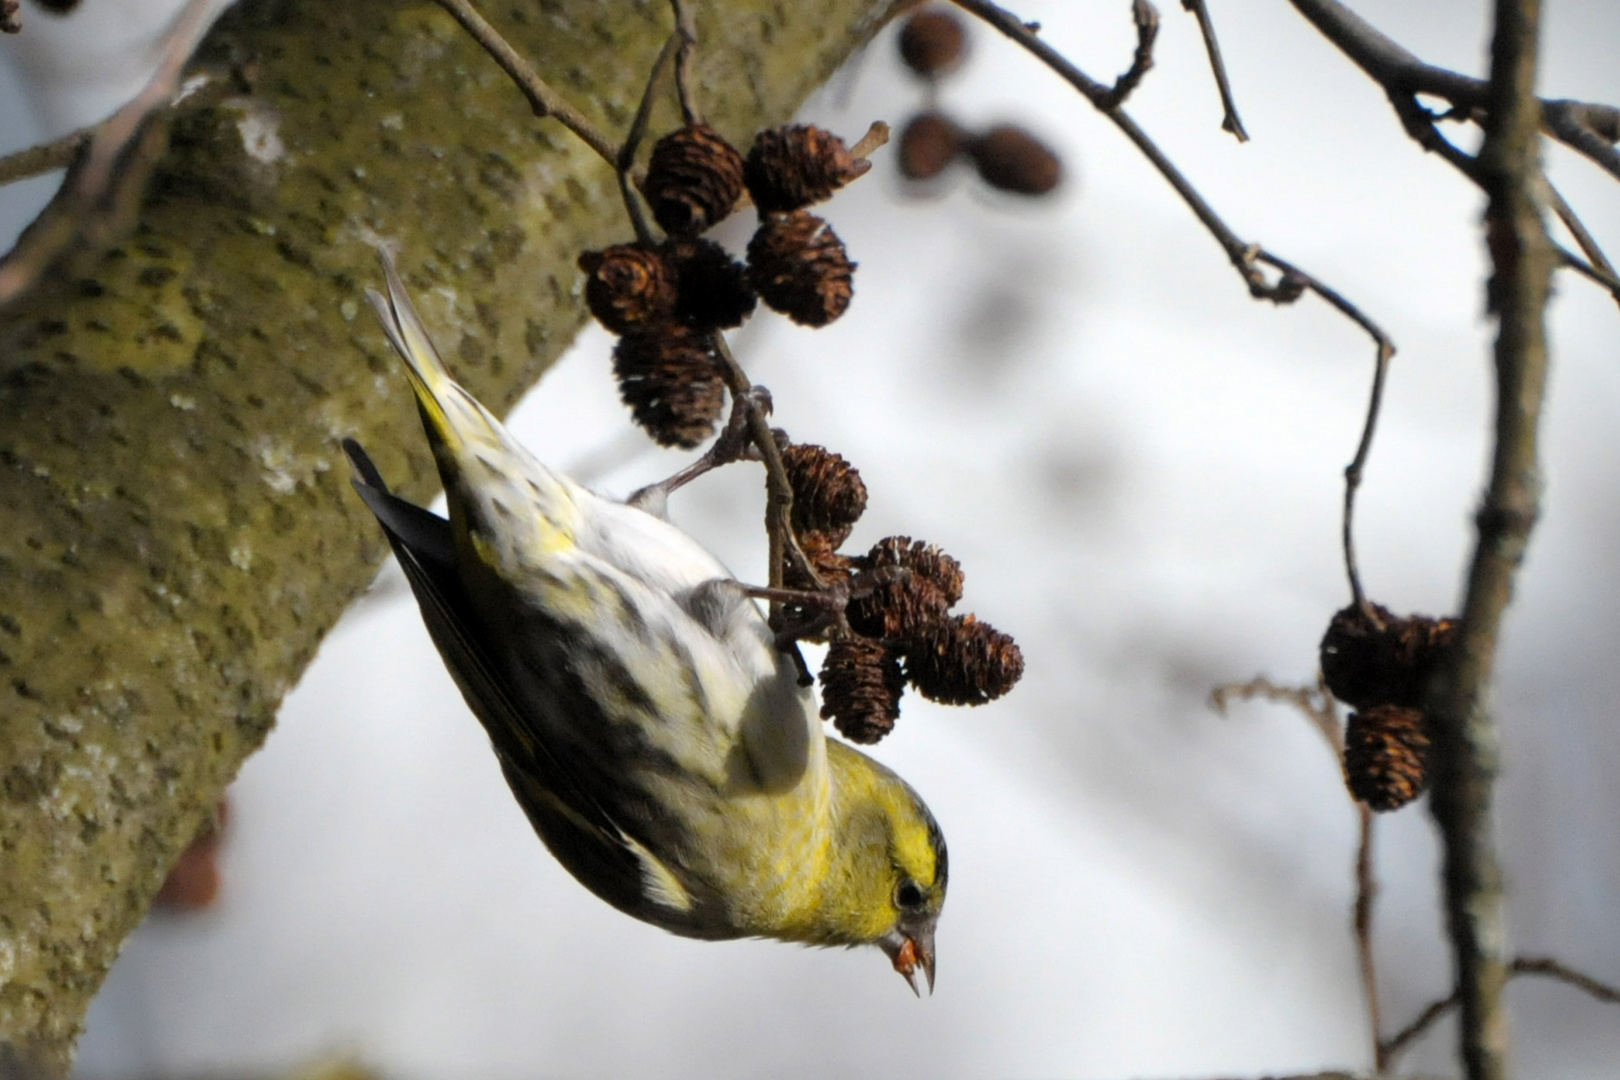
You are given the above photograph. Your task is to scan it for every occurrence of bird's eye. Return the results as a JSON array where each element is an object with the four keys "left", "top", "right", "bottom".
[{"left": 896, "top": 881, "right": 925, "bottom": 909}]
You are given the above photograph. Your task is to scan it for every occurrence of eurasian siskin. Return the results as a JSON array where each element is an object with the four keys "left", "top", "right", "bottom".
[{"left": 344, "top": 250, "right": 946, "bottom": 991}]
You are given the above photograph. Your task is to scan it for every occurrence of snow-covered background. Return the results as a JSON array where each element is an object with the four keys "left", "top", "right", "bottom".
[{"left": 3, "top": 1, "right": 1617, "bottom": 1077}]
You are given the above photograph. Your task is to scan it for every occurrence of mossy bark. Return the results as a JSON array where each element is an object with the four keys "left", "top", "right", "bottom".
[{"left": 0, "top": 0, "right": 891, "bottom": 1065}]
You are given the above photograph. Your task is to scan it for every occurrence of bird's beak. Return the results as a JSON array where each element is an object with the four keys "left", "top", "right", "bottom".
[{"left": 881, "top": 925, "right": 937, "bottom": 996}]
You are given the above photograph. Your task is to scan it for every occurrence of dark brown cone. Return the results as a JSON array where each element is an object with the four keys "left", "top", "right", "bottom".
[
  {"left": 612, "top": 326, "right": 724, "bottom": 448},
  {"left": 898, "top": 9, "right": 967, "bottom": 78},
  {"left": 820, "top": 635, "right": 905, "bottom": 744},
  {"left": 899, "top": 112, "right": 963, "bottom": 181},
  {"left": 1343, "top": 704, "right": 1431, "bottom": 811},
  {"left": 643, "top": 124, "right": 747, "bottom": 236},
  {"left": 904, "top": 613, "right": 1024, "bottom": 705},
  {"left": 744, "top": 124, "right": 870, "bottom": 214},
  {"left": 782, "top": 443, "right": 867, "bottom": 540},
  {"left": 579, "top": 244, "right": 677, "bottom": 335},
  {"left": 968, "top": 124, "right": 1063, "bottom": 196},
  {"left": 746, "top": 211, "right": 855, "bottom": 327},
  {"left": 664, "top": 237, "right": 757, "bottom": 331},
  {"left": 848, "top": 536, "right": 963, "bottom": 640},
  {"left": 1319, "top": 603, "right": 1458, "bottom": 710}
]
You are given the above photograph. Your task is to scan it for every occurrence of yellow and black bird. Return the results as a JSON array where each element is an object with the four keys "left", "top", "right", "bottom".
[{"left": 345, "top": 251, "right": 945, "bottom": 991}]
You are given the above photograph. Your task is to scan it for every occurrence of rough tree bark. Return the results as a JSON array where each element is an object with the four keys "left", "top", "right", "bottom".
[{"left": 0, "top": 0, "right": 892, "bottom": 1066}]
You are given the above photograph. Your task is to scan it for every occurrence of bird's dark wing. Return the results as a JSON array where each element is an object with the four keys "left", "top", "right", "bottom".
[{"left": 342, "top": 438, "right": 658, "bottom": 917}]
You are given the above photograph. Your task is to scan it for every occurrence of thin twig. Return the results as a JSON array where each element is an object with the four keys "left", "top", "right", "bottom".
[
  {"left": 1250, "top": 249, "right": 1394, "bottom": 614},
  {"left": 1209, "top": 674, "right": 1341, "bottom": 751},
  {"left": 1212, "top": 674, "right": 1387, "bottom": 1069},
  {"left": 0, "top": 129, "right": 88, "bottom": 189},
  {"left": 1104, "top": 0, "right": 1159, "bottom": 110},
  {"left": 669, "top": 0, "right": 702, "bottom": 126},
  {"left": 0, "top": 0, "right": 218, "bottom": 308},
  {"left": 951, "top": 0, "right": 1397, "bottom": 623},
  {"left": 429, "top": 0, "right": 622, "bottom": 167},
  {"left": 706, "top": 334, "right": 819, "bottom": 593},
  {"left": 617, "top": 32, "right": 681, "bottom": 244},
  {"left": 1542, "top": 178, "right": 1620, "bottom": 311},
  {"left": 1355, "top": 805, "right": 1384, "bottom": 1073},
  {"left": 1382, "top": 956, "right": 1620, "bottom": 1067},
  {"left": 1284, "top": 0, "right": 1620, "bottom": 183},
  {"left": 1179, "top": 0, "right": 1248, "bottom": 141}
]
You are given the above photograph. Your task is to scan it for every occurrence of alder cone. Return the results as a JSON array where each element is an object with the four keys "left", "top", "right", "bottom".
[
  {"left": 1319, "top": 603, "right": 1457, "bottom": 710},
  {"left": 848, "top": 536, "right": 963, "bottom": 641},
  {"left": 665, "top": 237, "right": 756, "bottom": 331},
  {"left": 579, "top": 244, "right": 676, "bottom": 334},
  {"left": 744, "top": 124, "right": 869, "bottom": 214},
  {"left": 643, "top": 124, "right": 746, "bottom": 236},
  {"left": 820, "top": 635, "right": 904, "bottom": 744},
  {"left": 746, "top": 211, "right": 854, "bottom": 327},
  {"left": 1343, "top": 704, "right": 1431, "bottom": 811},
  {"left": 612, "top": 326, "right": 723, "bottom": 448},
  {"left": 904, "top": 614, "right": 1023, "bottom": 705},
  {"left": 968, "top": 124, "right": 1063, "bottom": 195},
  {"left": 899, "top": 112, "right": 963, "bottom": 181},
  {"left": 782, "top": 442, "right": 867, "bottom": 542},
  {"left": 898, "top": 9, "right": 967, "bottom": 78}
]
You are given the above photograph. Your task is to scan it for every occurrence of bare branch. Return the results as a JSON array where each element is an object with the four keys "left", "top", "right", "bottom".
[
  {"left": 1354, "top": 806, "right": 1384, "bottom": 1073},
  {"left": 669, "top": 0, "right": 702, "bottom": 125},
  {"left": 0, "top": 0, "right": 218, "bottom": 310},
  {"left": 1424, "top": 1, "right": 1557, "bottom": 1076},
  {"left": 1284, "top": 0, "right": 1620, "bottom": 182},
  {"left": 1209, "top": 673, "right": 1341, "bottom": 752},
  {"left": 1249, "top": 249, "right": 1394, "bottom": 612},
  {"left": 429, "top": 0, "right": 622, "bottom": 166},
  {"left": 618, "top": 32, "right": 682, "bottom": 244},
  {"left": 0, "top": 130, "right": 87, "bottom": 189},
  {"left": 1104, "top": 0, "right": 1159, "bottom": 110},
  {"left": 1542, "top": 178, "right": 1620, "bottom": 310},
  {"left": 1383, "top": 956, "right": 1620, "bottom": 1067},
  {"left": 1180, "top": 0, "right": 1248, "bottom": 141}
]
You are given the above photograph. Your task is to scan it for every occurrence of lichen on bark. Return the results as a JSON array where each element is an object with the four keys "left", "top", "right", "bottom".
[{"left": 0, "top": 0, "right": 893, "bottom": 1065}]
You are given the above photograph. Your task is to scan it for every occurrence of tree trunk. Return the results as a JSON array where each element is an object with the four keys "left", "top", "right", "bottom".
[{"left": 0, "top": 0, "right": 891, "bottom": 1066}]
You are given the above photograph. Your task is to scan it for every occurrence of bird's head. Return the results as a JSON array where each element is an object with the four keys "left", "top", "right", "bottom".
[{"left": 823, "top": 742, "right": 947, "bottom": 995}]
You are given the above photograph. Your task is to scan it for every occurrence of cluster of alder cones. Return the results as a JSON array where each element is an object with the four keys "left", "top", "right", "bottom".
[
  {"left": 1319, "top": 602, "right": 1457, "bottom": 812},
  {"left": 579, "top": 121, "right": 869, "bottom": 448},
  {"left": 895, "top": 6, "right": 1063, "bottom": 196},
  {"left": 778, "top": 441, "right": 1024, "bottom": 743}
]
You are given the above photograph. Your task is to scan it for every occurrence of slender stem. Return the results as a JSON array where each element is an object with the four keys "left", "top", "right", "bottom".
[
  {"left": 1284, "top": 0, "right": 1620, "bottom": 182},
  {"left": 706, "top": 334, "right": 818, "bottom": 592},
  {"left": 1180, "top": 0, "right": 1249, "bottom": 141},
  {"left": 1542, "top": 178, "right": 1620, "bottom": 310},
  {"left": 617, "top": 32, "right": 681, "bottom": 244},
  {"left": 430, "top": 0, "right": 622, "bottom": 167},
  {"left": 1104, "top": 0, "right": 1160, "bottom": 110},
  {"left": 0, "top": 130, "right": 88, "bottom": 189},
  {"left": 1382, "top": 956, "right": 1620, "bottom": 1068},
  {"left": 1355, "top": 806, "right": 1384, "bottom": 1073},
  {"left": 669, "top": 0, "right": 702, "bottom": 125},
  {"left": 1251, "top": 249, "right": 1394, "bottom": 613}
]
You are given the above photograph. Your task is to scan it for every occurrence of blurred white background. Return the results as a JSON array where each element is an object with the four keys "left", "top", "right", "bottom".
[{"left": 3, "top": 0, "right": 1617, "bottom": 1077}]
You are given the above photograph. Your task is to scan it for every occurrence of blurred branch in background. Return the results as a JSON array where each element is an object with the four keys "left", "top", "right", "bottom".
[{"left": 0, "top": 0, "right": 219, "bottom": 310}]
